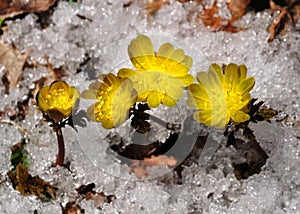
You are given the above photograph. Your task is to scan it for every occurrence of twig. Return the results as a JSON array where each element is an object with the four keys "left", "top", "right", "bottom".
[{"left": 0, "top": 119, "right": 28, "bottom": 136}]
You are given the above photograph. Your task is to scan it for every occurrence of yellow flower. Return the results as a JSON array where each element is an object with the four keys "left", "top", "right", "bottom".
[
  {"left": 118, "top": 35, "right": 194, "bottom": 108},
  {"left": 37, "top": 81, "right": 80, "bottom": 122},
  {"left": 187, "top": 63, "right": 255, "bottom": 129},
  {"left": 82, "top": 73, "right": 137, "bottom": 129}
]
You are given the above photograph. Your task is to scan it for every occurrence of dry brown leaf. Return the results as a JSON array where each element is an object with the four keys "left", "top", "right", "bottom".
[
  {"left": 144, "top": 155, "right": 177, "bottom": 166},
  {"left": 7, "top": 163, "right": 57, "bottom": 201},
  {"left": 130, "top": 155, "right": 177, "bottom": 178},
  {"left": 64, "top": 202, "right": 84, "bottom": 214},
  {"left": 197, "top": 1, "right": 246, "bottom": 32},
  {"left": 0, "top": 41, "right": 29, "bottom": 88},
  {"left": 228, "top": 0, "right": 251, "bottom": 22},
  {"left": 76, "top": 183, "right": 116, "bottom": 209},
  {"left": 146, "top": 0, "right": 170, "bottom": 17},
  {"left": 177, "top": 0, "right": 202, "bottom": 2},
  {"left": 268, "top": 0, "right": 300, "bottom": 42},
  {"left": 0, "top": 0, "right": 57, "bottom": 19}
]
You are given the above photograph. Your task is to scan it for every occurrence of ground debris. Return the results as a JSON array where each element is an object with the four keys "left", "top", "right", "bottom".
[
  {"left": 130, "top": 155, "right": 177, "bottom": 178},
  {"left": 145, "top": 0, "right": 170, "bottom": 17},
  {"left": 63, "top": 182, "right": 116, "bottom": 213},
  {"left": 197, "top": 0, "right": 250, "bottom": 32},
  {"left": 268, "top": 0, "right": 300, "bottom": 42},
  {"left": 63, "top": 202, "right": 85, "bottom": 214},
  {"left": 0, "top": 41, "right": 29, "bottom": 88},
  {"left": 229, "top": 137, "right": 268, "bottom": 180},
  {"left": 7, "top": 163, "right": 57, "bottom": 201},
  {"left": 0, "top": 0, "right": 57, "bottom": 20},
  {"left": 109, "top": 132, "right": 179, "bottom": 178}
]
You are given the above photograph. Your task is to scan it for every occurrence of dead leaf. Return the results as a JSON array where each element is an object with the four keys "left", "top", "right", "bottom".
[
  {"left": 0, "top": 0, "right": 57, "bottom": 20},
  {"left": 228, "top": 0, "right": 251, "bottom": 22},
  {"left": 197, "top": 1, "right": 246, "bottom": 32},
  {"left": 177, "top": 0, "right": 201, "bottom": 2},
  {"left": 144, "top": 155, "right": 177, "bottom": 166},
  {"left": 130, "top": 155, "right": 177, "bottom": 178},
  {"left": 0, "top": 41, "right": 29, "bottom": 88},
  {"left": 146, "top": 0, "right": 170, "bottom": 17},
  {"left": 7, "top": 163, "right": 57, "bottom": 201},
  {"left": 76, "top": 183, "right": 116, "bottom": 209},
  {"left": 268, "top": 0, "right": 300, "bottom": 42},
  {"left": 123, "top": 1, "right": 133, "bottom": 8},
  {"left": 63, "top": 202, "right": 84, "bottom": 214}
]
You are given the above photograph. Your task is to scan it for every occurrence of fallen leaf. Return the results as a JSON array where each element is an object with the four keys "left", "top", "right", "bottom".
[
  {"left": 228, "top": 0, "right": 251, "bottom": 22},
  {"left": 246, "top": 99, "right": 279, "bottom": 123},
  {"left": 0, "top": 41, "right": 29, "bottom": 88},
  {"left": 7, "top": 163, "right": 57, "bottom": 201},
  {"left": 255, "top": 106, "right": 279, "bottom": 122},
  {"left": 63, "top": 202, "right": 84, "bottom": 214},
  {"left": 143, "top": 155, "right": 177, "bottom": 166},
  {"left": 268, "top": 0, "right": 300, "bottom": 42},
  {"left": 0, "top": 0, "right": 57, "bottom": 20},
  {"left": 146, "top": 0, "right": 170, "bottom": 17},
  {"left": 76, "top": 183, "right": 116, "bottom": 209},
  {"left": 130, "top": 155, "right": 177, "bottom": 178},
  {"left": 123, "top": 1, "right": 133, "bottom": 8},
  {"left": 197, "top": 1, "right": 246, "bottom": 32}
]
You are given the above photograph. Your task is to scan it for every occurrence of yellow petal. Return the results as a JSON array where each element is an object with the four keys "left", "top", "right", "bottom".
[
  {"left": 239, "top": 64, "right": 247, "bottom": 80},
  {"left": 81, "top": 89, "right": 98, "bottom": 99},
  {"left": 170, "top": 48, "right": 185, "bottom": 62},
  {"left": 209, "top": 63, "right": 224, "bottom": 83},
  {"left": 231, "top": 110, "right": 250, "bottom": 123},
  {"left": 232, "top": 64, "right": 248, "bottom": 90},
  {"left": 188, "top": 84, "right": 209, "bottom": 101},
  {"left": 157, "top": 43, "right": 174, "bottom": 58},
  {"left": 197, "top": 110, "right": 212, "bottom": 125},
  {"left": 102, "top": 117, "right": 114, "bottom": 129},
  {"left": 208, "top": 68, "right": 223, "bottom": 89},
  {"left": 238, "top": 77, "right": 255, "bottom": 95},
  {"left": 69, "top": 86, "right": 80, "bottom": 99},
  {"left": 37, "top": 86, "right": 50, "bottom": 112},
  {"left": 186, "top": 97, "right": 196, "bottom": 108},
  {"left": 104, "top": 73, "right": 119, "bottom": 87},
  {"left": 138, "top": 91, "right": 150, "bottom": 101},
  {"left": 164, "top": 84, "right": 184, "bottom": 100},
  {"left": 210, "top": 111, "right": 225, "bottom": 127},
  {"left": 128, "top": 35, "right": 155, "bottom": 70},
  {"left": 50, "top": 81, "right": 68, "bottom": 91},
  {"left": 97, "top": 74, "right": 106, "bottom": 81},
  {"left": 193, "top": 111, "right": 202, "bottom": 123},
  {"left": 86, "top": 104, "right": 97, "bottom": 122},
  {"left": 117, "top": 68, "right": 138, "bottom": 78},
  {"left": 162, "top": 95, "right": 177, "bottom": 107},
  {"left": 225, "top": 63, "right": 238, "bottom": 86},
  {"left": 182, "top": 55, "right": 193, "bottom": 69},
  {"left": 177, "top": 74, "right": 194, "bottom": 86},
  {"left": 147, "top": 91, "right": 161, "bottom": 108},
  {"left": 88, "top": 82, "right": 101, "bottom": 90},
  {"left": 196, "top": 72, "right": 209, "bottom": 87}
]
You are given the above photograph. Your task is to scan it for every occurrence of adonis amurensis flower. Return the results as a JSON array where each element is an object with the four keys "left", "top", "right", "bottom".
[
  {"left": 118, "top": 34, "right": 194, "bottom": 108},
  {"left": 187, "top": 63, "right": 255, "bottom": 129},
  {"left": 82, "top": 73, "right": 137, "bottom": 129},
  {"left": 36, "top": 81, "right": 80, "bottom": 122}
]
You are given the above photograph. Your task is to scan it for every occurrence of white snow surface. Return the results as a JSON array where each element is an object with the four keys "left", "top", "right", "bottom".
[{"left": 0, "top": 0, "right": 299, "bottom": 213}]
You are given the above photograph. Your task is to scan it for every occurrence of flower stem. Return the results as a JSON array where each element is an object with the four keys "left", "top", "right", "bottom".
[{"left": 55, "top": 127, "right": 65, "bottom": 166}]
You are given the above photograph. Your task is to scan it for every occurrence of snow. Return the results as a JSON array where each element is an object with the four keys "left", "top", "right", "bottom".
[{"left": 0, "top": 0, "right": 299, "bottom": 213}]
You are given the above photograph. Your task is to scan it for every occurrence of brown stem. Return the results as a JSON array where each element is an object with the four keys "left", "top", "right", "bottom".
[{"left": 55, "top": 127, "right": 65, "bottom": 166}]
